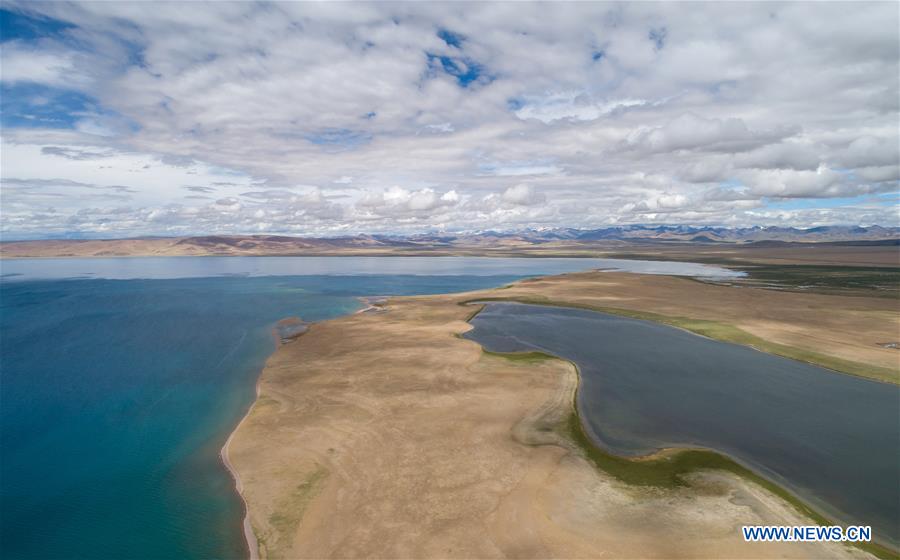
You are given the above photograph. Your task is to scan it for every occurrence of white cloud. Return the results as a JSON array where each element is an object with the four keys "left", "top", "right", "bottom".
[
  {"left": 0, "top": 43, "right": 84, "bottom": 87},
  {"left": 0, "top": 1, "right": 897, "bottom": 237},
  {"left": 356, "top": 186, "right": 461, "bottom": 217},
  {"left": 514, "top": 91, "right": 650, "bottom": 124},
  {"left": 857, "top": 165, "right": 900, "bottom": 183},
  {"left": 737, "top": 167, "right": 857, "bottom": 198},
  {"left": 734, "top": 142, "right": 821, "bottom": 171},
  {"left": 624, "top": 113, "right": 797, "bottom": 154},
  {"left": 482, "top": 164, "right": 561, "bottom": 177},
  {"left": 836, "top": 136, "right": 899, "bottom": 168},
  {"left": 501, "top": 184, "right": 545, "bottom": 206}
]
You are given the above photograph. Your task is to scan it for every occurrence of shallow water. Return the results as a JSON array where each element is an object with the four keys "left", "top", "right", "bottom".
[{"left": 465, "top": 302, "right": 900, "bottom": 548}]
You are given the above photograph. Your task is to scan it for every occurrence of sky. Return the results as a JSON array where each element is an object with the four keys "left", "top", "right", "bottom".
[{"left": 1, "top": 1, "right": 898, "bottom": 239}]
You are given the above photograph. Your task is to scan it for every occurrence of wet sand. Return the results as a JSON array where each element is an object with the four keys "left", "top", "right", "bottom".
[{"left": 226, "top": 271, "right": 889, "bottom": 559}]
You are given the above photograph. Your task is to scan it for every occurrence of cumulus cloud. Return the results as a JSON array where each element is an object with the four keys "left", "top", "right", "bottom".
[
  {"left": 501, "top": 184, "right": 545, "bottom": 206},
  {"left": 835, "top": 136, "right": 900, "bottom": 168},
  {"left": 677, "top": 158, "right": 732, "bottom": 183},
  {"left": 356, "top": 187, "right": 461, "bottom": 217},
  {"left": 733, "top": 142, "right": 821, "bottom": 171},
  {"left": 857, "top": 165, "right": 900, "bottom": 183},
  {"left": 624, "top": 113, "right": 798, "bottom": 154},
  {"left": 737, "top": 167, "right": 861, "bottom": 198}
]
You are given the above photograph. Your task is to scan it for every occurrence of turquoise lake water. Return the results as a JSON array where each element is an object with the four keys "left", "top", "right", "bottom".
[{"left": 0, "top": 256, "right": 740, "bottom": 559}]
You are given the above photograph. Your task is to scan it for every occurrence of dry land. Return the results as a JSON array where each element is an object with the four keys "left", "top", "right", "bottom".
[
  {"left": 2, "top": 236, "right": 898, "bottom": 268},
  {"left": 228, "top": 271, "right": 898, "bottom": 559}
]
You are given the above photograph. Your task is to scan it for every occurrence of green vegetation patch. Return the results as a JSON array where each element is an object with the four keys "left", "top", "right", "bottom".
[
  {"left": 567, "top": 413, "right": 808, "bottom": 505},
  {"left": 482, "top": 349, "right": 556, "bottom": 363},
  {"left": 461, "top": 302, "right": 487, "bottom": 322},
  {"left": 603, "top": 257, "right": 900, "bottom": 298},
  {"left": 604, "top": 252, "right": 738, "bottom": 265},
  {"left": 565, "top": 412, "right": 897, "bottom": 559},
  {"left": 267, "top": 466, "right": 329, "bottom": 556}
]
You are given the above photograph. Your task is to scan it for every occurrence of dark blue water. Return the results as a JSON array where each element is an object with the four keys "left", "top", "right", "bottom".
[
  {"left": 0, "top": 274, "right": 529, "bottom": 559},
  {"left": 465, "top": 303, "right": 900, "bottom": 549}
]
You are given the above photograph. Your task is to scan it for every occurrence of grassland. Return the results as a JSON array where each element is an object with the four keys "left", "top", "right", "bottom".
[{"left": 728, "top": 265, "right": 900, "bottom": 298}]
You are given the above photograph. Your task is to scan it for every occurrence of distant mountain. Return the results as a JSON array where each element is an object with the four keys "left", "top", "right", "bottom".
[
  {"left": 536, "top": 225, "right": 900, "bottom": 244},
  {"left": 1, "top": 225, "right": 898, "bottom": 258}
]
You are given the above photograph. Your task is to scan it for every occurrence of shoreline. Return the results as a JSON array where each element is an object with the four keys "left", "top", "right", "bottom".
[
  {"left": 354, "top": 296, "right": 388, "bottom": 314},
  {"left": 221, "top": 321, "right": 304, "bottom": 560},
  {"left": 221, "top": 376, "right": 262, "bottom": 560},
  {"left": 221, "top": 317, "right": 322, "bottom": 559}
]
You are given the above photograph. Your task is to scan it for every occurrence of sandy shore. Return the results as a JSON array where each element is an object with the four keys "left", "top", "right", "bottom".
[
  {"left": 221, "top": 318, "right": 313, "bottom": 560},
  {"left": 221, "top": 375, "right": 262, "bottom": 560},
  {"left": 226, "top": 271, "right": 892, "bottom": 559}
]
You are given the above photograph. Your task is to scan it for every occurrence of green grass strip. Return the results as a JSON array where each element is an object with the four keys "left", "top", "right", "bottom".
[
  {"left": 481, "top": 349, "right": 556, "bottom": 364},
  {"left": 565, "top": 411, "right": 896, "bottom": 559}
]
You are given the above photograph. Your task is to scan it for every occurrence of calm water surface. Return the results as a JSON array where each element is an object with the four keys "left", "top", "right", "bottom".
[{"left": 465, "top": 303, "right": 900, "bottom": 548}]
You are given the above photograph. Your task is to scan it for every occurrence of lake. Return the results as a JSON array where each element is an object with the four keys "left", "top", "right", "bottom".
[
  {"left": 0, "top": 256, "right": 738, "bottom": 559},
  {"left": 0, "top": 255, "right": 743, "bottom": 281},
  {"left": 464, "top": 302, "right": 900, "bottom": 549}
]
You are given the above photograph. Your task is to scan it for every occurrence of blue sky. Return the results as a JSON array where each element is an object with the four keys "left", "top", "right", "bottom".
[
  {"left": 1, "top": 7, "right": 73, "bottom": 41},
  {"left": 0, "top": 2, "right": 898, "bottom": 238}
]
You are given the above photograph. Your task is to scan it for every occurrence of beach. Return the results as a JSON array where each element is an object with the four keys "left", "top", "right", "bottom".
[{"left": 226, "top": 270, "right": 895, "bottom": 558}]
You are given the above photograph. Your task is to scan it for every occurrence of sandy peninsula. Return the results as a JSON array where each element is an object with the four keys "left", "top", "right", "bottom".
[{"left": 226, "top": 270, "right": 897, "bottom": 559}]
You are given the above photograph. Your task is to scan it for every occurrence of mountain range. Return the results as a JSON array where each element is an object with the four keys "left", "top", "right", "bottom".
[{"left": 1, "top": 225, "right": 898, "bottom": 259}]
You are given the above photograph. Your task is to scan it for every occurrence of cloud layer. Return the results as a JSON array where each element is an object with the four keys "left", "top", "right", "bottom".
[{"left": 1, "top": 2, "right": 897, "bottom": 238}]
